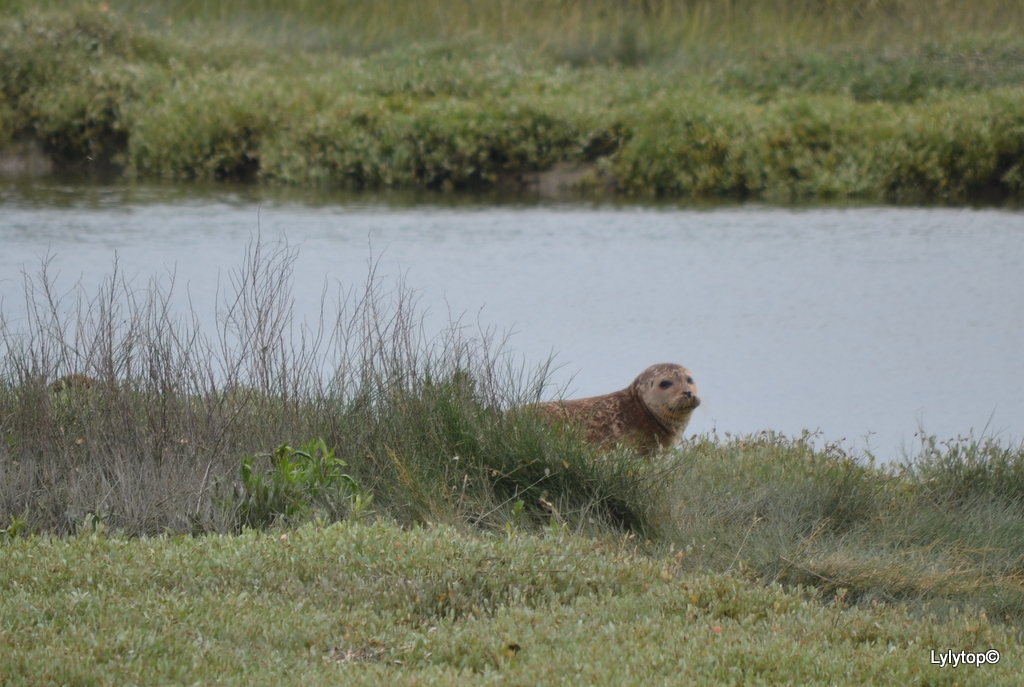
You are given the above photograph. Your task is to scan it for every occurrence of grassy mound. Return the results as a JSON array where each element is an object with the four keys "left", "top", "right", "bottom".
[
  {"left": 0, "top": 238, "right": 672, "bottom": 539},
  {"left": 3, "top": 239, "right": 1024, "bottom": 637}
]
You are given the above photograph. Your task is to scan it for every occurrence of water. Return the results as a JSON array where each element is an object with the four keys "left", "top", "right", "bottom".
[{"left": 2, "top": 181, "right": 1023, "bottom": 461}]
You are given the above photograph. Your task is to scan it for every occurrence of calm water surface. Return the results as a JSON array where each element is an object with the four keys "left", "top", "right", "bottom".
[{"left": 2, "top": 182, "right": 1023, "bottom": 461}]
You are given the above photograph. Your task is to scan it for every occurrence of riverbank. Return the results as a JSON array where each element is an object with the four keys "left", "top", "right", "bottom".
[
  {"left": 3, "top": 3, "right": 1024, "bottom": 201},
  {"left": 3, "top": 239, "right": 1024, "bottom": 646}
]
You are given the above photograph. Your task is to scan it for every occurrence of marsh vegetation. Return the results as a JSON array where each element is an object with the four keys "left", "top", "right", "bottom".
[
  {"left": 3, "top": 1, "right": 1024, "bottom": 200},
  {"left": 4, "top": 3, "right": 1024, "bottom": 681},
  {"left": 3, "top": 242, "right": 1024, "bottom": 644}
]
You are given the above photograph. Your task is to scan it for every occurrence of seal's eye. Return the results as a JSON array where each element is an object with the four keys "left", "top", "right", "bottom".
[
  {"left": 685, "top": 377, "right": 694, "bottom": 384},
  {"left": 659, "top": 380, "right": 673, "bottom": 389}
]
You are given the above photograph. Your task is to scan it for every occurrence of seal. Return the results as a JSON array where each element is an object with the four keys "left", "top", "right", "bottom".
[
  {"left": 49, "top": 374, "right": 100, "bottom": 392},
  {"left": 536, "top": 363, "right": 700, "bottom": 454}
]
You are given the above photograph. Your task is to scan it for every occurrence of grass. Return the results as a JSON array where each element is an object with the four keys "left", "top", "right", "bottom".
[
  {"left": 2, "top": 2, "right": 1024, "bottom": 200},
  {"left": 1, "top": 521, "right": 1020, "bottom": 685},
  {"left": 2, "top": 240, "right": 1024, "bottom": 682},
  {"left": 14, "top": 0, "right": 1024, "bottom": 59},
  {"left": 0, "top": 237, "right": 669, "bottom": 538}
]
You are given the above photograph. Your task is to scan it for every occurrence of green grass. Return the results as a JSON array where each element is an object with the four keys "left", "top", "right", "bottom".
[
  {"left": 2, "top": 2, "right": 1024, "bottom": 200},
  {"left": 1, "top": 521, "right": 1020, "bottom": 685},
  {"left": 13, "top": 0, "right": 1024, "bottom": 59}
]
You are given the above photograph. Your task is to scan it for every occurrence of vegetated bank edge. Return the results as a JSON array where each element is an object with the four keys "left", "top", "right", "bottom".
[
  {"left": 2, "top": 6, "right": 1024, "bottom": 202},
  {"left": 4, "top": 237, "right": 1024, "bottom": 647}
]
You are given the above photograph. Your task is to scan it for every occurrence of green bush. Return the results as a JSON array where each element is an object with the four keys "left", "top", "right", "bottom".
[
  {"left": 0, "top": 8, "right": 154, "bottom": 162},
  {"left": 231, "top": 439, "right": 370, "bottom": 530},
  {"left": 3, "top": 6, "right": 1024, "bottom": 200},
  {"left": 125, "top": 69, "right": 280, "bottom": 180},
  {"left": 261, "top": 97, "right": 590, "bottom": 189},
  {"left": 902, "top": 433, "right": 1024, "bottom": 507}
]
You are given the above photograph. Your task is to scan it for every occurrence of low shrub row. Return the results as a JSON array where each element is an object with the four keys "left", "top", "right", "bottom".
[{"left": 3, "top": 8, "right": 1024, "bottom": 201}]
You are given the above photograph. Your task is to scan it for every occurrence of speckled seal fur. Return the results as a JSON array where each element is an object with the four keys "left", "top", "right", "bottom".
[
  {"left": 49, "top": 373, "right": 101, "bottom": 392},
  {"left": 536, "top": 363, "right": 700, "bottom": 454}
]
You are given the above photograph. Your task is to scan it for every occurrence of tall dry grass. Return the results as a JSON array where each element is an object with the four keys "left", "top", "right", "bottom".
[{"left": 0, "top": 237, "right": 678, "bottom": 537}]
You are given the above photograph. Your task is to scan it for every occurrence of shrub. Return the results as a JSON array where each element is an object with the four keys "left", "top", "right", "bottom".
[
  {"left": 230, "top": 439, "right": 371, "bottom": 530},
  {"left": 901, "top": 432, "right": 1024, "bottom": 507}
]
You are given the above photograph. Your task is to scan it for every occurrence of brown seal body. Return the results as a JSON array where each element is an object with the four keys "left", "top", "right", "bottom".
[
  {"left": 536, "top": 363, "right": 700, "bottom": 454},
  {"left": 49, "top": 374, "right": 100, "bottom": 392}
]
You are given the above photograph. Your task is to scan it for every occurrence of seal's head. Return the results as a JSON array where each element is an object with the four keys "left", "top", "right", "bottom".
[
  {"left": 533, "top": 362, "right": 701, "bottom": 454},
  {"left": 632, "top": 363, "right": 701, "bottom": 433}
]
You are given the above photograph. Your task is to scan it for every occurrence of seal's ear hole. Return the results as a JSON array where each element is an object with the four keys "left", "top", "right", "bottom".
[{"left": 659, "top": 380, "right": 674, "bottom": 389}]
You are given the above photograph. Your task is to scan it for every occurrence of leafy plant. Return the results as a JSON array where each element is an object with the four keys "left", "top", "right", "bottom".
[
  {"left": 233, "top": 438, "right": 370, "bottom": 529},
  {"left": 0, "top": 513, "right": 29, "bottom": 540}
]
